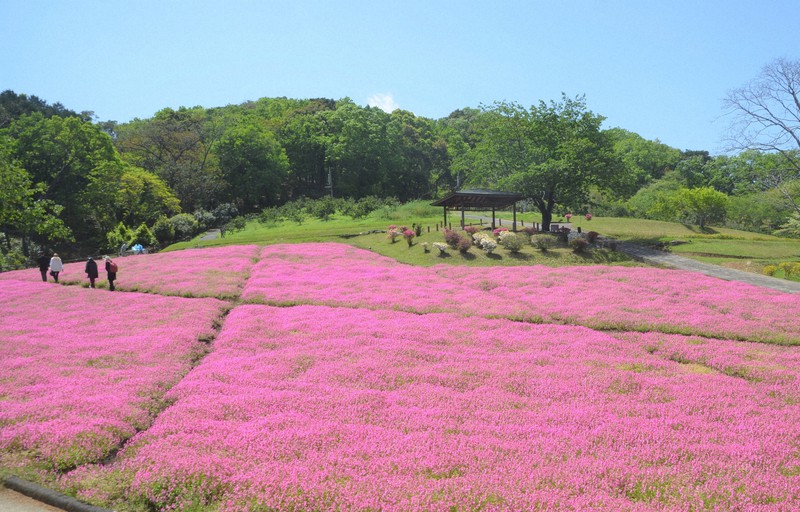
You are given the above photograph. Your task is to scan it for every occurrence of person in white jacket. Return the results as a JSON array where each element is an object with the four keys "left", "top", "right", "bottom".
[{"left": 48, "top": 253, "right": 63, "bottom": 283}]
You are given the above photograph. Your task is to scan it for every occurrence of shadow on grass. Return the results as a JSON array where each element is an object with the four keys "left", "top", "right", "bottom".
[
  {"left": 506, "top": 252, "right": 533, "bottom": 261},
  {"left": 436, "top": 252, "right": 452, "bottom": 259},
  {"left": 486, "top": 253, "right": 503, "bottom": 261},
  {"left": 682, "top": 224, "right": 719, "bottom": 235},
  {"left": 458, "top": 251, "right": 477, "bottom": 261},
  {"left": 536, "top": 250, "right": 563, "bottom": 260}
]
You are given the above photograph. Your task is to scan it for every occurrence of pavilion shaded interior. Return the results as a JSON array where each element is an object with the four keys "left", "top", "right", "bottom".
[{"left": 431, "top": 188, "right": 524, "bottom": 230}]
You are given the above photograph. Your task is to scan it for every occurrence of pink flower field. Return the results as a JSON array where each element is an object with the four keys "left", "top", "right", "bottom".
[
  {"left": 244, "top": 244, "right": 800, "bottom": 344},
  {"left": 0, "top": 245, "right": 259, "bottom": 298},
  {"left": 2, "top": 242, "right": 799, "bottom": 511},
  {"left": 0, "top": 279, "right": 226, "bottom": 472},
  {"left": 68, "top": 306, "right": 800, "bottom": 510}
]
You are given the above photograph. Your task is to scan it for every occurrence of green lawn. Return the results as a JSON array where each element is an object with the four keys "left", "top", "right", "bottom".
[{"left": 165, "top": 203, "right": 800, "bottom": 275}]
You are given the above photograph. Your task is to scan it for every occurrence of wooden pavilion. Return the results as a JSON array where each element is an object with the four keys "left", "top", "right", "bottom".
[{"left": 431, "top": 188, "right": 525, "bottom": 231}]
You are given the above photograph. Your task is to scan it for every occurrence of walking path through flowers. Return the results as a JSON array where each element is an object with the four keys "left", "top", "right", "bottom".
[
  {"left": 465, "top": 214, "right": 800, "bottom": 293},
  {"left": 1, "top": 242, "right": 799, "bottom": 511},
  {"left": 616, "top": 241, "right": 800, "bottom": 293}
]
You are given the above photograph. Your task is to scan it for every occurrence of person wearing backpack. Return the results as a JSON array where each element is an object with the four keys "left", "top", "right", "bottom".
[{"left": 103, "top": 256, "right": 118, "bottom": 291}]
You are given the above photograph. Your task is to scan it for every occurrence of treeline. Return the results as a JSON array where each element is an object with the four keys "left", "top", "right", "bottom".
[{"left": 1, "top": 89, "right": 799, "bottom": 269}]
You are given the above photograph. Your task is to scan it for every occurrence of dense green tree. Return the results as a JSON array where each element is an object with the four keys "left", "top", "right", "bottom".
[
  {"left": 775, "top": 212, "right": 800, "bottom": 237},
  {"left": 114, "top": 166, "right": 181, "bottom": 227},
  {"left": 726, "top": 191, "right": 787, "bottom": 234},
  {"left": 385, "top": 109, "right": 448, "bottom": 200},
  {"left": 607, "top": 128, "right": 682, "bottom": 194},
  {"left": 0, "top": 137, "right": 71, "bottom": 254},
  {"left": 216, "top": 122, "right": 289, "bottom": 213},
  {"left": 0, "top": 90, "right": 87, "bottom": 128},
  {"left": 3, "top": 113, "right": 125, "bottom": 247},
  {"left": 115, "top": 107, "right": 224, "bottom": 211},
  {"left": 669, "top": 187, "right": 729, "bottom": 228},
  {"left": 278, "top": 100, "right": 336, "bottom": 199},
  {"left": 470, "top": 95, "right": 621, "bottom": 230},
  {"left": 627, "top": 173, "right": 685, "bottom": 220},
  {"left": 324, "top": 100, "right": 393, "bottom": 198},
  {"left": 436, "top": 108, "right": 486, "bottom": 192}
]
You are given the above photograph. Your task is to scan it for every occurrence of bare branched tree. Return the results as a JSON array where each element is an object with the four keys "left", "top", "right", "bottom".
[{"left": 724, "top": 58, "right": 800, "bottom": 213}]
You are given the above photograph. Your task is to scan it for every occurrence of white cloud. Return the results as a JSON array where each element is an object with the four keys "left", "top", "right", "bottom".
[{"left": 367, "top": 92, "right": 400, "bottom": 113}]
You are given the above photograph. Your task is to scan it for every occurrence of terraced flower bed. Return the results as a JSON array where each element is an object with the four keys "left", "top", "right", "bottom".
[{"left": 2, "top": 243, "right": 799, "bottom": 511}]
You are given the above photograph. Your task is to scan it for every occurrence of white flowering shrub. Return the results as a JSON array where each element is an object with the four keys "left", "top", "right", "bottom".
[{"left": 498, "top": 231, "right": 525, "bottom": 253}]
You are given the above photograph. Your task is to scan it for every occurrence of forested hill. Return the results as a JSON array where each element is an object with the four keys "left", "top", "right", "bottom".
[{"left": 2, "top": 87, "right": 799, "bottom": 267}]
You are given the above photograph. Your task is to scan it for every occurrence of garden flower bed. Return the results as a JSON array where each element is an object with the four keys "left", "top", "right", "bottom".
[
  {"left": 65, "top": 305, "right": 800, "bottom": 510},
  {"left": 0, "top": 279, "right": 226, "bottom": 473},
  {"left": 0, "top": 245, "right": 259, "bottom": 298},
  {"left": 244, "top": 244, "right": 800, "bottom": 344},
  {"left": 2, "top": 242, "right": 799, "bottom": 510}
]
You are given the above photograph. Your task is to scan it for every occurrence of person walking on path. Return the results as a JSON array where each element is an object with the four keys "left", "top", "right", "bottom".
[
  {"left": 85, "top": 257, "right": 99, "bottom": 288},
  {"left": 36, "top": 252, "right": 49, "bottom": 282},
  {"left": 103, "top": 256, "right": 117, "bottom": 291},
  {"left": 48, "top": 253, "right": 63, "bottom": 283}
]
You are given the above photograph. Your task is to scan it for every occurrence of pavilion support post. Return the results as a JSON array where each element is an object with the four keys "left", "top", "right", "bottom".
[
  {"left": 461, "top": 207, "right": 465, "bottom": 229},
  {"left": 492, "top": 209, "right": 496, "bottom": 229},
  {"left": 513, "top": 204, "right": 518, "bottom": 232},
  {"left": 443, "top": 207, "right": 447, "bottom": 229}
]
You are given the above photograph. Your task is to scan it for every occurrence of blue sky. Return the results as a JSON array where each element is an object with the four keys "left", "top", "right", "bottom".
[{"left": 2, "top": 0, "right": 798, "bottom": 153}]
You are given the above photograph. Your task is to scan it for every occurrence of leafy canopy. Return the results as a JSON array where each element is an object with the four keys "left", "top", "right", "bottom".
[{"left": 469, "top": 94, "right": 621, "bottom": 229}]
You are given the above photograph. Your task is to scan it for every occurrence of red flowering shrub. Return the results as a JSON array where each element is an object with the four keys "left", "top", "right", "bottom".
[{"left": 443, "top": 229, "right": 461, "bottom": 249}]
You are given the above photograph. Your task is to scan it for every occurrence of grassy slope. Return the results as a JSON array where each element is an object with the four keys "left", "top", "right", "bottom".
[{"left": 165, "top": 202, "right": 800, "bottom": 275}]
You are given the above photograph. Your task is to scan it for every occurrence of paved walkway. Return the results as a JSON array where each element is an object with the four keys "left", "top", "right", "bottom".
[
  {"left": 198, "top": 228, "right": 221, "bottom": 241},
  {"left": 0, "top": 487, "right": 64, "bottom": 512},
  {"left": 616, "top": 242, "right": 800, "bottom": 294},
  {"left": 463, "top": 215, "right": 800, "bottom": 294},
  {"left": 1, "top": 478, "right": 111, "bottom": 512}
]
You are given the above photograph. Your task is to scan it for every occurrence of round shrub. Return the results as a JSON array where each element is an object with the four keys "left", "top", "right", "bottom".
[
  {"left": 570, "top": 238, "right": 590, "bottom": 253},
  {"left": 169, "top": 213, "right": 200, "bottom": 241},
  {"left": 531, "top": 234, "right": 556, "bottom": 252},
  {"left": 444, "top": 229, "right": 462, "bottom": 249},
  {"left": 130, "top": 223, "right": 157, "bottom": 248},
  {"left": 106, "top": 222, "right": 133, "bottom": 251},
  {"left": 498, "top": 232, "right": 525, "bottom": 253},
  {"left": 152, "top": 216, "right": 176, "bottom": 245}
]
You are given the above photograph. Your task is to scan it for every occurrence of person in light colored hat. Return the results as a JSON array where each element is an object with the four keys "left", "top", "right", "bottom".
[{"left": 103, "top": 256, "right": 118, "bottom": 291}]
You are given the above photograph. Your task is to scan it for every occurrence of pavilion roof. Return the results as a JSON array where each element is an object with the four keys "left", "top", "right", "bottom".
[{"left": 430, "top": 189, "right": 524, "bottom": 209}]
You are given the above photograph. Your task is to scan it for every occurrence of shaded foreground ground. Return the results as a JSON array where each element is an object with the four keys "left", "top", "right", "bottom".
[{"left": 1, "top": 243, "right": 799, "bottom": 511}]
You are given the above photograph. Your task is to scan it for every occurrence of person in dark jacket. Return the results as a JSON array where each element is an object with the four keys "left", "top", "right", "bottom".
[
  {"left": 36, "top": 252, "right": 49, "bottom": 282},
  {"left": 103, "top": 256, "right": 117, "bottom": 291},
  {"left": 85, "top": 257, "right": 99, "bottom": 288}
]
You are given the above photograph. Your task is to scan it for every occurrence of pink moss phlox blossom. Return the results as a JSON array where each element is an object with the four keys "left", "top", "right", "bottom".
[
  {"left": 0, "top": 245, "right": 259, "bottom": 298},
  {"left": 0, "top": 279, "right": 226, "bottom": 469},
  {"left": 242, "top": 243, "right": 800, "bottom": 344},
  {"left": 84, "top": 305, "right": 800, "bottom": 510}
]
